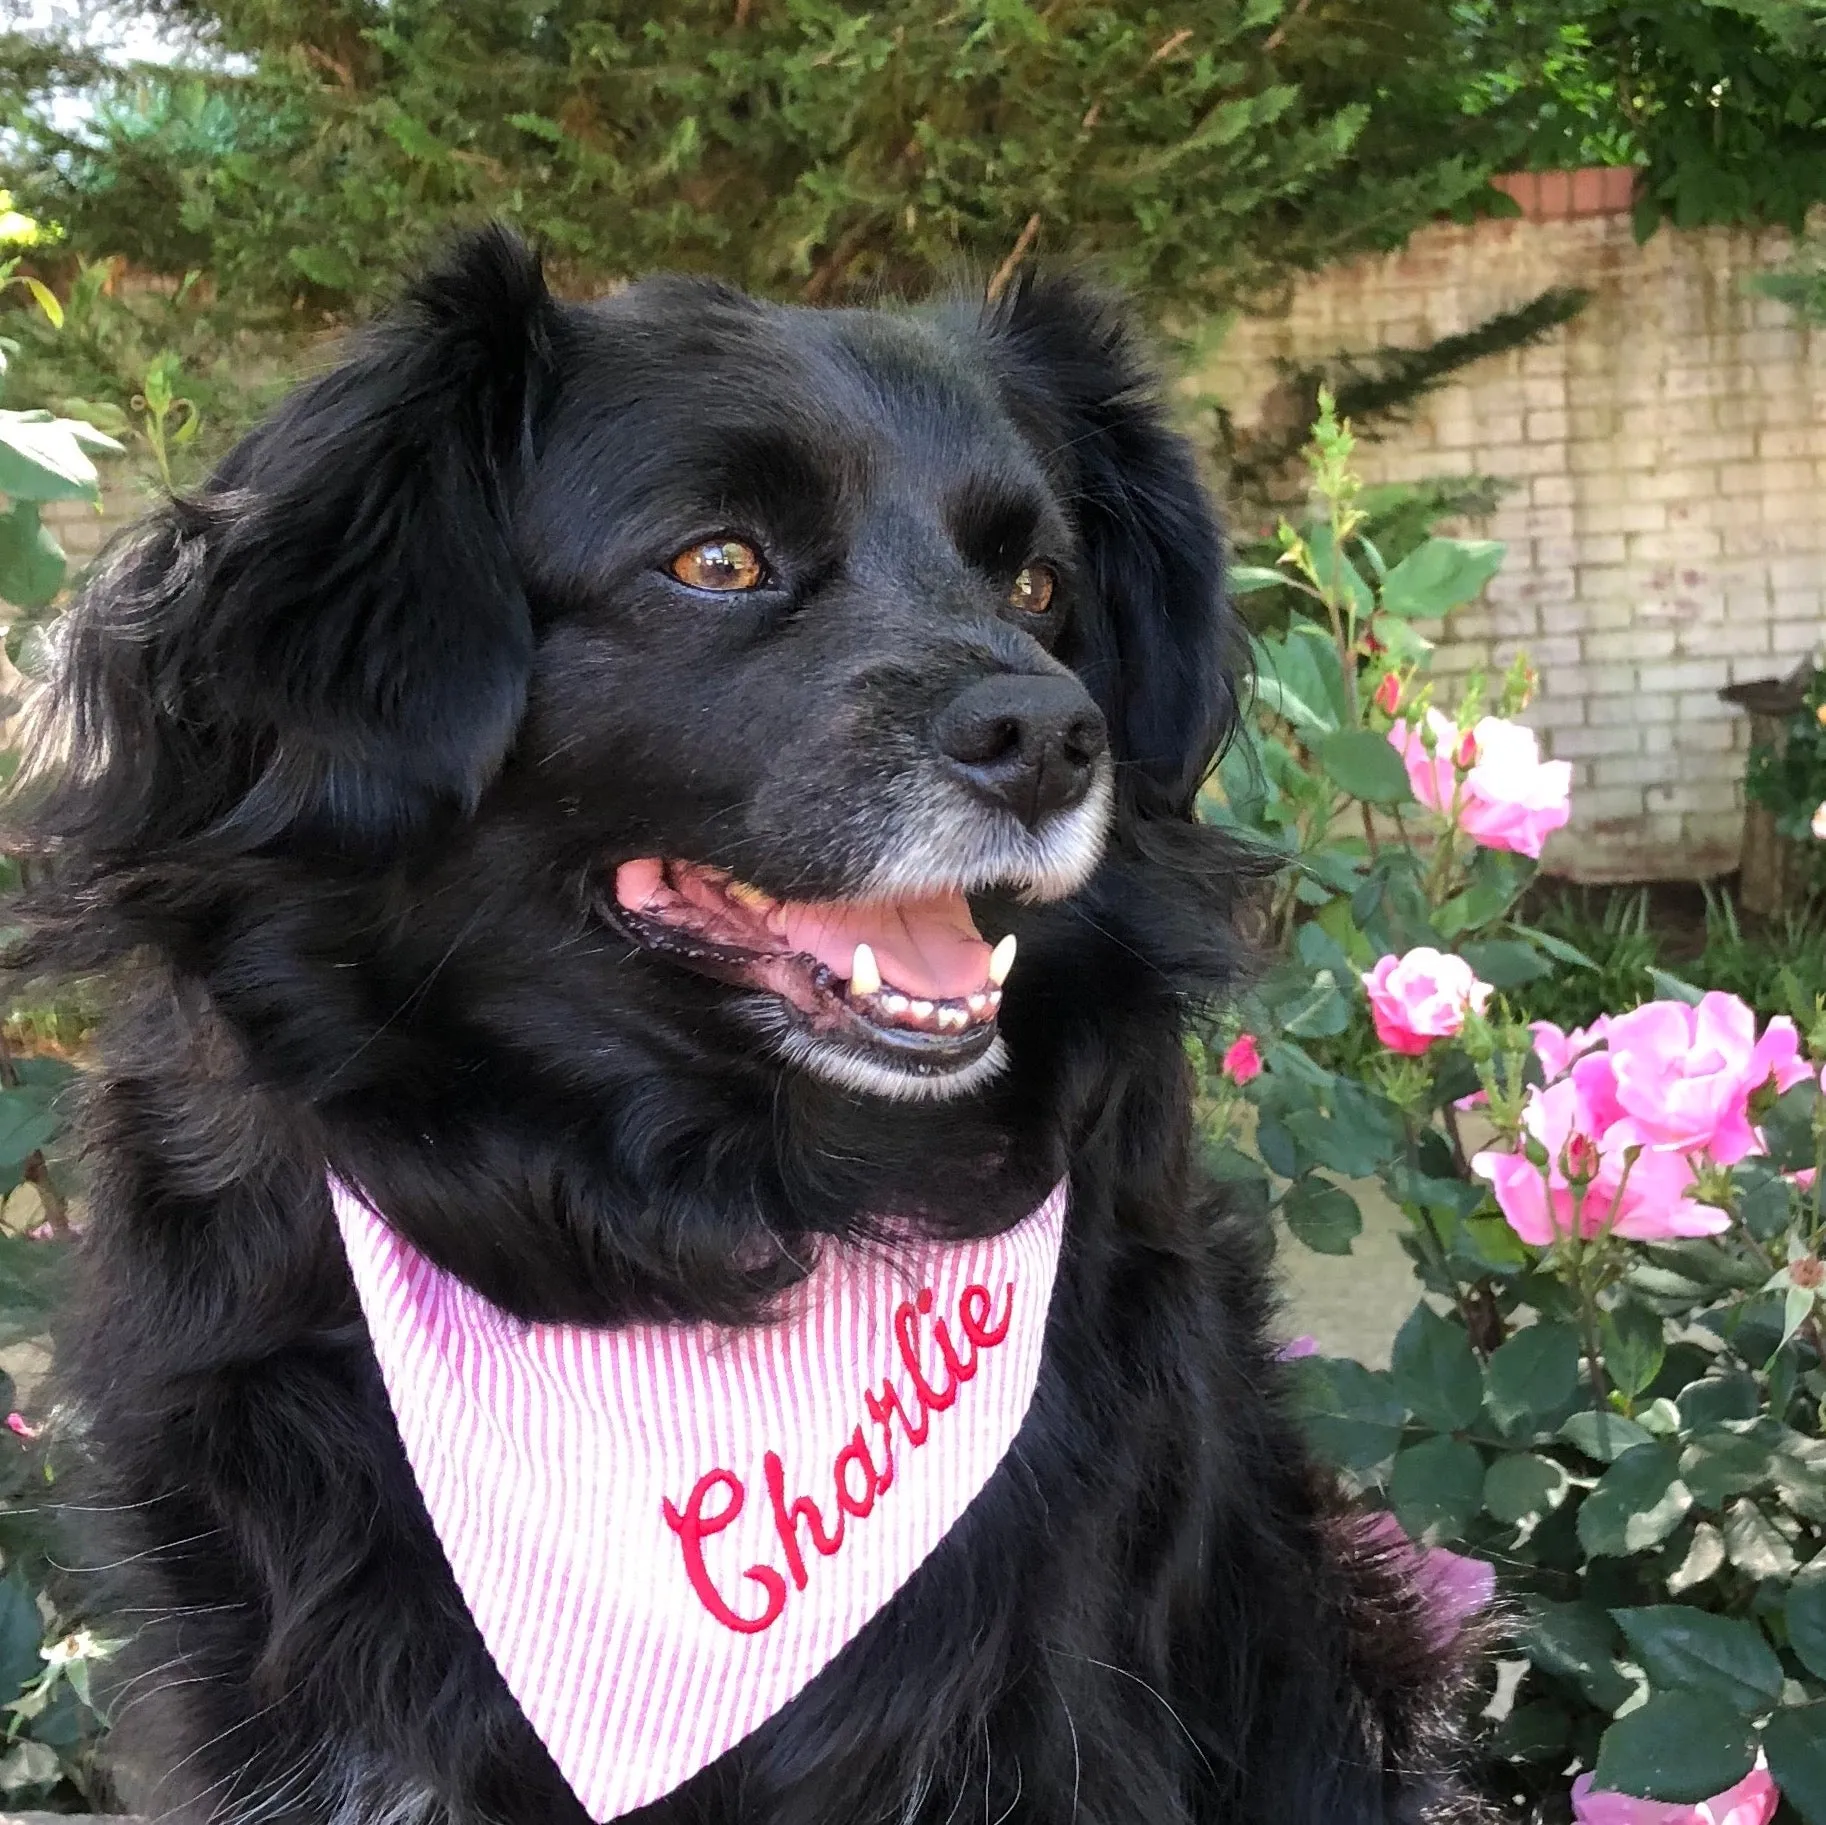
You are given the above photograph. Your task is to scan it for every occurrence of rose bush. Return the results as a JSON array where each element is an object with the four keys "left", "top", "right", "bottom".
[{"left": 1204, "top": 397, "right": 1826, "bottom": 1824}]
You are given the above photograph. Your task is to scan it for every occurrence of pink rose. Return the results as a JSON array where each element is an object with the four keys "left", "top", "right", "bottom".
[
  {"left": 1277, "top": 1334, "right": 1321, "bottom": 1360},
  {"left": 1221, "top": 1033, "right": 1263, "bottom": 1085},
  {"left": 1373, "top": 671, "right": 1402, "bottom": 716},
  {"left": 1390, "top": 711, "right": 1572, "bottom": 859},
  {"left": 1362, "top": 949, "right": 1493, "bottom": 1056},
  {"left": 1570, "top": 1759, "right": 1778, "bottom": 1825},
  {"left": 1530, "top": 1018, "right": 1608, "bottom": 1081},
  {"left": 1471, "top": 1056, "right": 1728, "bottom": 1244},
  {"left": 1358, "top": 1514, "right": 1494, "bottom": 1649},
  {"left": 5, "top": 1413, "right": 38, "bottom": 1441},
  {"left": 1605, "top": 995, "right": 1812, "bottom": 1166}
]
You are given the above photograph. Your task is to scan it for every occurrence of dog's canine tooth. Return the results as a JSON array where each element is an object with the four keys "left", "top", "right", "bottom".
[
  {"left": 987, "top": 933, "right": 1017, "bottom": 988},
  {"left": 849, "top": 943, "right": 882, "bottom": 997}
]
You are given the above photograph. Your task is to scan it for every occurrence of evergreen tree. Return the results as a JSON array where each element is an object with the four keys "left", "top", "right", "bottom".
[{"left": 5, "top": 1, "right": 1508, "bottom": 314}]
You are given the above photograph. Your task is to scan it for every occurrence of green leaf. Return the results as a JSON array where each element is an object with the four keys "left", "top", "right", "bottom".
[
  {"left": 1278, "top": 970, "right": 1351, "bottom": 1039},
  {"left": 1283, "top": 1109, "right": 1397, "bottom": 1180},
  {"left": 1681, "top": 1426, "right": 1775, "bottom": 1513},
  {"left": 0, "top": 1088, "right": 58, "bottom": 1174},
  {"left": 507, "top": 111, "right": 567, "bottom": 142},
  {"left": 1389, "top": 1435, "right": 1484, "bottom": 1542},
  {"left": 1459, "top": 937, "right": 1549, "bottom": 988},
  {"left": 0, "top": 410, "right": 105, "bottom": 502},
  {"left": 1317, "top": 728, "right": 1413, "bottom": 806},
  {"left": 1765, "top": 1702, "right": 1826, "bottom": 1825},
  {"left": 1580, "top": 1444, "right": 1693, "bottom": 1557},
  {"left": 1667, "top": 1521, "right": 1727, "bottom": 1596},
  {"left": 1294, "top": 1357, "right": 1404, "bottom": 1471},
  {"left": 0, "top": 501, "right": 64, "bottom": 610},
  {"left": 1648, "top": 967, "right": 1706, "bottom": 1007},
  {"left": 1281, "top": 1176, "right": 1361, "bottom": 1255},
  {"left": 1486, "top": 1323, "right": 1582, "bottom": 1432},
  {"left": 1483, "top": 1450, "right": 1570, "bottom": 1523},
  {"left": 20, "top": 276, "right": 61, "bottom": 329},
  {"left": 0, "top": 1576, "right": 38, "bottom": 1709},
  {"left": 1591, "top": 1692, "right": 1754, "bottom": 1807},
  {"left": 1721, "top": 1496, "right": 1796, "bottom": 1580},
  {"left": 287, "top": 243, "right": 359, "bottom": 292},
  {"left": 1789, "top": 1564, "right": 1826, "bottom": 1680},
  {"left": 1559, "top": 1410, "right": 1656, "bottom": 1462},
  {"left": 1390, "top": 1303, "right": 1484, "bottom": 1432},
  {"left": 1229, "top": 563, "right": 1291, "bottom": 595},
  {"left": 1251, "top": 631, "right": 1339, "bottom": 736},
  {"left": 0, "top": 1233, "right": 66, "bottom": 1348},
  {"left": 1610, "top": 1607, "right": 1784, "bottom": 1716},
  {"left": 1522, "top": 1599, "right": 1635, "bottom": 1710},
  {"left": 1601, "top": 1301, "right": 1667, "bottom": 1400},
  {"left": 1377, "top": 538, "right": 1506, "bottom": 619},
  {"left": 1508, "top": 921, "right": 1598, "bottom": 971}
]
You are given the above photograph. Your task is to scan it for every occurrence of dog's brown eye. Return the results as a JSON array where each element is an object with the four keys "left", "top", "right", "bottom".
[
  {"left": 669, "top": 539, "right": 766, "bottom": 593},
  {"left": 1008, "top": 565, "right": 1056, "bottom": 615}
]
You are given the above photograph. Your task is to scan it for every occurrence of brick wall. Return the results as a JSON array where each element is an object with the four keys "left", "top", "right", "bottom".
[{"left": 1197, "top": 186, "right": 1826, "bottom": 882}]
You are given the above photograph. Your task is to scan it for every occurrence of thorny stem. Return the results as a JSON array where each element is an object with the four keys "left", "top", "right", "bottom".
[{"left": 1402, "top": 1115, "right": 1477, "bottom": 1337}]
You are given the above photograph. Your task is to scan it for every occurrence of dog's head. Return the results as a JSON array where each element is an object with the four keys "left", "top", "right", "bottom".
[{"left": 37, "top": 229, "right": 1238, "bottom": 1116}]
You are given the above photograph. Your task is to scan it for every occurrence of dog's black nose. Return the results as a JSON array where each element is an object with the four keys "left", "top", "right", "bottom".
[{"left": 935, "top": 675, "right": 1108, "bottom": 829}]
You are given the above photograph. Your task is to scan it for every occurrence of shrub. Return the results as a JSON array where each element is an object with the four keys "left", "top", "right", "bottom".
[{"left": 1205, "top": 396, "right": 1826, "bottom": 1823}]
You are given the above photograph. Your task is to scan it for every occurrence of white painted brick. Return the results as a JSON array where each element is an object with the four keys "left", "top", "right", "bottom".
[
  {"left": 1577, "top": 785, "right": 1650, "bottom": 819},
  {"left": 1548, "top": 724, "right": 1645, "bottom": 758},
  {"left": 1639, "top": 658, "right": 1731, "bottom": 694},
  {"left": 1587, "top": 628, "right": 1679, "bottom": 662},
  {"left": 1595, "top": 755, "right": 1677, "bottom": 788}
]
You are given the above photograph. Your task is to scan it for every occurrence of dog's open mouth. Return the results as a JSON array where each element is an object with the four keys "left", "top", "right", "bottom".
[{"left": 608, "top": 859, "right": 1012, "bottom": 1084}]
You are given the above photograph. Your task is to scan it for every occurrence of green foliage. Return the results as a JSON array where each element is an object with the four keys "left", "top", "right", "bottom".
[
  {"left": 1205, "top": 399, "right": 1826, "bottom": 1818},
  {"left": 1746, "top": 667, "right": 1826, "bottom": 872},
  {"left": 0, "top": 267, "right": 120, "bottom": 1812},
  {"left": 1459, "top": 0, "right": 1826, "bottom": 234},
  {"left": 4, "top": 2, "right": 1518, "bottom": 317}
]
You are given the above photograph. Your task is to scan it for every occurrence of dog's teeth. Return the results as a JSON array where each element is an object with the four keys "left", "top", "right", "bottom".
[
  {"left": 908, "top": 999, "right": 934, "bottom": 1023},
  {"left": 849, "top": 942, "right": 882, "bottom": 998},
  {"left": 936, "top": 1005, "right": 967, "bottom": 1033},
  {"left": 988, "top": 934, "right": 1017, "bottom": 988},
  {"left": 881, "top": 992, "right": 909, "bottom": 1015},
  {"left": 966, "top": 992, "right": 988, "bottom": 1017}
]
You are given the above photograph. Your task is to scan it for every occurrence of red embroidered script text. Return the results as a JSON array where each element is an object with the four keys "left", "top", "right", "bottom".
[{"left": 662, "top": 1278, "right": 1015, "bottom": 1633}]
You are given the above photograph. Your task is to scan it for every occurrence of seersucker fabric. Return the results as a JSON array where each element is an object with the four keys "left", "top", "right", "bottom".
[{"left": 331, "top": 1176, "right": 1068, "bottom": 1823}]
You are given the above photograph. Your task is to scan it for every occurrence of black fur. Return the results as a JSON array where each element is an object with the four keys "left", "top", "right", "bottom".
[{"left": 18, "top": 228, "right": 1489, "bottom": 1824}]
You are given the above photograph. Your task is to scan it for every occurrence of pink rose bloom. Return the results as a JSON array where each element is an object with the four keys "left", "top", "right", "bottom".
[
  {"left": 1605, "top": 995, "right": 1812, "bottom": 1166},
  {"left": 1362, "top": 949, "right": 1493, "bottom": 1056},
  {"left": 1391, "top": 708, "right": 1461, "bottom": 816},
  {"left": 1455, "top": 717, "right": 1573, "bottom": 858},
  {"left": 1358, "top": 1514, "right": 1494, "bottom": 1649},
  {"left": 1277, "top": 1334, "right": 1321, "bottom": 1360},
  {"left": 1570, "top": 1759, "right": 1778, "bottom": 1825},
  {"left": 5, "top": 1413, "right": 38, "bottom": 1441},
  {"left": 1471, "top": 1056, "right": 1727, "bottom": 1244},
  {"left": 1390, "top": 712, "right": 1573, "bottom": 859},
  {"left": 1221, "top": 1033, "right": 1263, "bottom": 1085},
  {"left": 1530, "top": 1018, "right": 1608, "bottom": 1081}
]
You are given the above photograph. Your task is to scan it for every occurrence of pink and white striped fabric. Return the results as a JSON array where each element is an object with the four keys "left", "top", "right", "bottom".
[{"left": 331, "top": 1178, "right": 1067, "bottom": 1823}]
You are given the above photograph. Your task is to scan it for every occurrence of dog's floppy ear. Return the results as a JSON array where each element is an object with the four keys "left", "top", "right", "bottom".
[
  {"left": 980, "top": 274, "right": 1237, "bottom": 821},
  {"left": 50, "top": 225, "right": 555, "bottom": 857}
]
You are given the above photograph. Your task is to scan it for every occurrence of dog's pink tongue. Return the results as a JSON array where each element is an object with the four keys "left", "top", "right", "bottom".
[{"left": 780, "top": 893, "right": 990, "bottom": 1000}]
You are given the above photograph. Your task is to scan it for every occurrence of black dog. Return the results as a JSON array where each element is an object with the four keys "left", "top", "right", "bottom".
[{"left": 19, "top": 229, "right": 1487, "bottom": 1823}]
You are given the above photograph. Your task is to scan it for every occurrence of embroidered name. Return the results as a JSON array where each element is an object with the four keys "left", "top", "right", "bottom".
[{"left": 661, "top": 1278, "right": 1015, "bottom": 1633}]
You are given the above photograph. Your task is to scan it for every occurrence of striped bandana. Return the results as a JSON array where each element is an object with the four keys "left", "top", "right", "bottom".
[{"left": 331, "top": 1178, "right": 1067, "bottom": 1823}]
